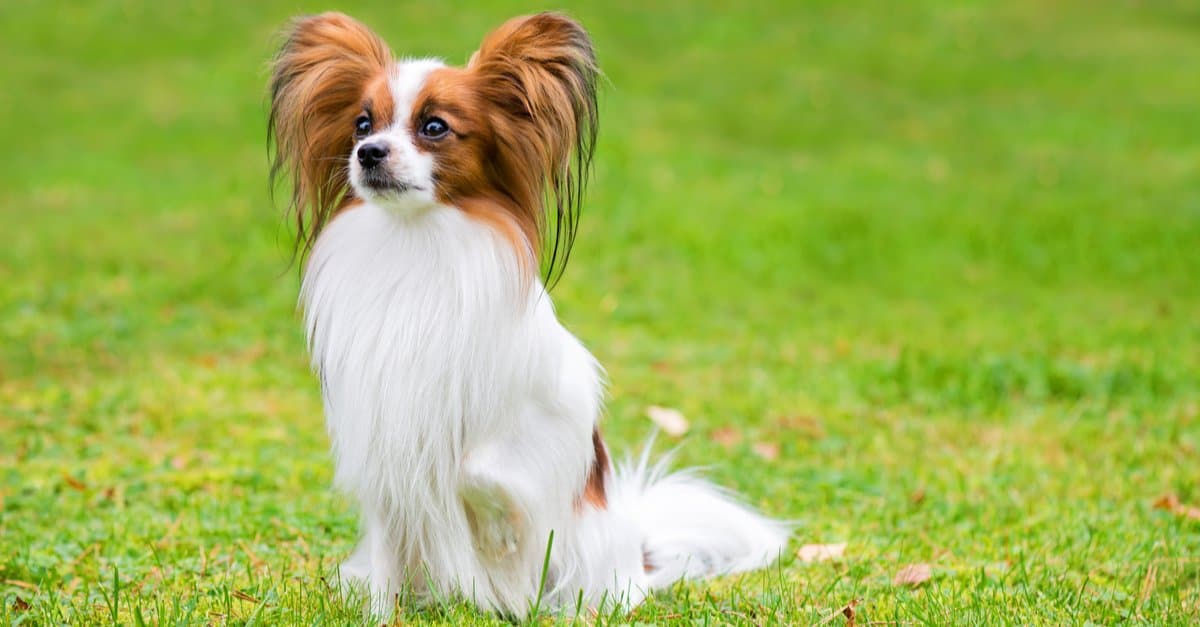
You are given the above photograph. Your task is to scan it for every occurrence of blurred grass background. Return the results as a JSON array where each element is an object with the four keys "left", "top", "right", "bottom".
[{"left": 1, "top": 0, "right": 1198, "bottom": 623}]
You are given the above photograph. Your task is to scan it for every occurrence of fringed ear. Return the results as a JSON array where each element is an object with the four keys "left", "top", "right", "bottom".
[
  {"left": 268, "top": 13, "right": 391, "bottom": 259},
  {"left": 470, "top": 12, "right": 599, "bottom": 286}
]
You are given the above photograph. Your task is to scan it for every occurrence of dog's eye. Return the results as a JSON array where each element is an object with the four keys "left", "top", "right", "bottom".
[
  {"left": 419, "top": 117, "right": 450, "bottom": 139},
  {"left": 354, "top": 114, "right": 372, "bottom": 139}
]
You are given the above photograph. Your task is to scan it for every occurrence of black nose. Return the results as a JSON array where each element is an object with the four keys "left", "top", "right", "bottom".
[{"left": 357, "top": 143, "right": 389, "bottom": 169}]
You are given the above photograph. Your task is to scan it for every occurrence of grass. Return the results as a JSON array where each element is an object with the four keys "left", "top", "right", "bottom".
[{"left": 2, "top": 0, "right": 1198, "bottom": 623}]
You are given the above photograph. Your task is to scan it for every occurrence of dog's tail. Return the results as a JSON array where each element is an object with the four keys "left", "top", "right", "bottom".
[{"left": 611, "top": 443, "right": 791, "bottom": 590}]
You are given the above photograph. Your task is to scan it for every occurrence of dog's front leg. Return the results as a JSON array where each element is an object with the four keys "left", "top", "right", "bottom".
[
  {"left": 460, "top": 471, "right": 526, "bottom": 562},
  {"left": 339, "top": 511, "right": 402, "bottom": 617},
  {"left": 459, "top": 449, "right": 529, "bottom": 563}
]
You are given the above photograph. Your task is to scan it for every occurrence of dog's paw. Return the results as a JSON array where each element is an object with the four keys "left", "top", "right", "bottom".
[
  {"left": 335, "top": 536, "right": 399, "bottom": 618},
  {"left": 460, "top": 474, "right": 526, "bottom": 562},
  {"left": 337, "top": 542, "right": 371, "bottom": 589}
]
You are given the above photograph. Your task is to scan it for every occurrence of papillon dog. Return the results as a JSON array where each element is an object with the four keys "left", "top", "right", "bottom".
[{"left": 268, "top": 11, "right": 788, "bottom": 618}]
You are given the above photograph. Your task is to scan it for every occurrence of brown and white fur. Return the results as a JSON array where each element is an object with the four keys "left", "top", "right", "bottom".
[{"left": 268, "top": 12, "right": 788, "bottom": 618}]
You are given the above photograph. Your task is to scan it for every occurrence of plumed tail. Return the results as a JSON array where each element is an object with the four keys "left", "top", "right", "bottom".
[{"left": 609, "top": 443, "right": 791, "bottom": 590}]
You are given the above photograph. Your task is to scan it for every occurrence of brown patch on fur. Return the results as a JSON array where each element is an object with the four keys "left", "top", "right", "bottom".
[
  {"left": 580, "top": 427, "right": 609, "bottom": 509},
  {"left": 268, "top": 12, "right": 393, "bottom": 258},
  {"left": 411, "top": 13, "right": 598, "bottom": 284},
  {"left": 457, "top": 197, "right": 536, "bottom": 272},
  {"left": 643, "top": 548, "right": 656, "bottom": 574},
  {"left": 364, "top": 73, "right": 396, "bottom": 132},
  {"left": 334, "top": 196, "right": 366, "bottom": 217}
]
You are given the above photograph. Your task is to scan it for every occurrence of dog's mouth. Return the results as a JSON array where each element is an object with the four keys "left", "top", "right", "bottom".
[{"left": 361, "top": 171, "right": 414, "bottom": 194}]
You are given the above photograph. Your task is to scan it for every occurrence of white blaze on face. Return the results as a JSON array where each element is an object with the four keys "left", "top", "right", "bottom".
[{"left": 349, "top": 59, "right": 445, "bottom": 215}]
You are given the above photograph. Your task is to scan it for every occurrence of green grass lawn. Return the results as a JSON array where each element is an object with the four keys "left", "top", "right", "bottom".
[{"left": 2, "top": 0, "right": 1199, "bottom": 623}]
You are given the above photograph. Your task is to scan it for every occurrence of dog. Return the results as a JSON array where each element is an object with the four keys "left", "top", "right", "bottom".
[{"left": 268, "top": 11, "right": 788, "bottom": 617}]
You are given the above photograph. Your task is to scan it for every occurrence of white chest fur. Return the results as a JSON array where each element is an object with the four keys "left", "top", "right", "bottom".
[
  {"left": 299, "top": 202, "right": 602, "bottom": 612},
  {"left": 303, "top": 203, "right": 535, "bottom": 496}
]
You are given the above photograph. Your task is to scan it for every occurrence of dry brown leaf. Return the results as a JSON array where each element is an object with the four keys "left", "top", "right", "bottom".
[
  {"left": 710, "top": 426, "right": 742, "bottom": 448},
  {"left": 751, "top": 441, "right": 779, "bottom": 461},
  {"left": 797, "top": 542, "right": 847, "bottom": 563},
  {"left": 893, "top": 563, "right": 932, "bottom": 586},
  {"left": 909, "top": 488, "right": 926, "bottom": 505},
  {"left": 61, "top": 473, "right": 86, "bottom": 491},
  {"left": 778, "top": 414, "right": 825, "bottom": 438},
  {"left": 646, "top": 406, "right": 689, "bottom": 437},
  {"left": 1152, "top": 494, "right": 1178, "bottom": 510},
  {"left": 842, "top": 598, "right": 858, "bottom": 627},
  {"left": 814, "top": 598, "right": 859, "bottom": 626},
  {"left": 1153, "top": 494, "right": 1200, "bottom": 521},
  {"left": 11, "top": 596, "right": 30, "bottom": 612}
]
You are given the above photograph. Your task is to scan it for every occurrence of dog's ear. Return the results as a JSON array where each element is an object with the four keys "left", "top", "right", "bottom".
[
  {"left": 269, "top": 13, "right": 391, "bottom": 257},
  {"left": 469, "top": 13, "right": 599, "bottom": 285}
]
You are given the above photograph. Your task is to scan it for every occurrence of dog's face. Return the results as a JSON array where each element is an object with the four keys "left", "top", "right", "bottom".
[
  {"left": 345, "top": 61, "right": 442, "bottom": 213},
  {"left": 269, "top": 12, "right": 598, "bottom": 278},
  {"left": 344, "top": 59, "right": 510, "bottom": 219}
]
